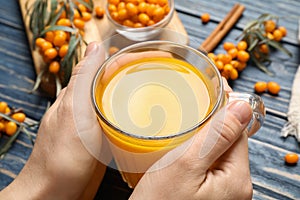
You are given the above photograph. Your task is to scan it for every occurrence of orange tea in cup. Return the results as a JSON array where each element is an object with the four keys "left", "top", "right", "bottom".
[{"left": 92, "top": 41, "right": 265, "bottom": 188}]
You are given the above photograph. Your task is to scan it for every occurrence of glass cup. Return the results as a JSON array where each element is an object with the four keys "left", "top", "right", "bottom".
[{"left": 91, "top": 40, "right": 265, "bottom": 188}]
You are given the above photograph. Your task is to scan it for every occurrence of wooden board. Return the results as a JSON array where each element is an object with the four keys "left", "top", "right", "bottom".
[{"left": 18, "top": 0, "right": 188, "bottom": 74}]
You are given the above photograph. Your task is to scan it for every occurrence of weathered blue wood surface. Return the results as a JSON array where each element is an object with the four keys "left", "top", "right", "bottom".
[{"left": 0, "top": 0, "right": 300, "bottom": 199}]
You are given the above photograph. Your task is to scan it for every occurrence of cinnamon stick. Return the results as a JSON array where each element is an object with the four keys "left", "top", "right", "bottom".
[{"left": 199, "top": 3, "right": 245, "bottom": 53}]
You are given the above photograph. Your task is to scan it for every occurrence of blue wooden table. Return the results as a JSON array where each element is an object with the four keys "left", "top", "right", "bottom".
[{"left": 1, "top": 0, "right": 300, "bottom": 199}]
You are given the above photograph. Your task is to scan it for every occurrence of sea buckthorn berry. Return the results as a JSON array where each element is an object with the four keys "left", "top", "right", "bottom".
[
  {"left": 223, "top": 64, "right": 234, "bottom": 74},
  {"left": 44, "top": 48, "right": 58, "bottom": 60},
  {"left": 264, "top": 20, "right": 276, "bottom": 33},
  {"left": 223, "top": 42, "right": 235, "bottom": 51},
  {"left": 221, "top": 54, "right": 232, "bottom": 64},
  {"left": 237, "top": 50, "right": 250, "bottom": 62},
  {"left": 259, "top": 44, "right": 269, "bottom": 54},
  {"left": 273, "top": 29, "right": 283, "bottom": 41},
  {"left": 59, "top": 44, "right": 69, "bottom": 57},
  {"left": 11, "top": 112, "right": 26, "bottom": 123},
  {"left": 133, "top": 22, "right": 144, "bottom": 28},
  {"left": 118, "top": 8, "right": 128, "bottom": 20},
  {"left": 5, "top": 107, "right": 10, "bottom": 114},
  {"left": 229, "top": 68, "right": 238, "bottom": 80},
  {"left": 110, "top": 11, "right": 119, "bottom": 21},
  {"left": 35, "top": 38, "right": 46, "bottom": 48},
  {"left": 215, "top": 60, "right": 224, "bottom": 71},
  {"left": 138, "top": 13, "right": 150, "bottom": 25},
  {"left": 267, "top": 81, "right": 280, "bottom": 95},
  {"left": 207, "top": 53, "right": 217, "bottom": 61},
  {"left": 230, "top": 60, "right": 240, "bottom": 69},
  {"left": 41, "top": 41, "right": 53, "bottom": 52},
  {"left": 73, "top": 9, "right": 81, "bottom": 19},
  {"left": 284, "top": 153, "right": 299, "bottom": 165},
  {"left": 266, "top": 32, "right": 274, "bottom": 40},
  {"left": 108, "top": 0, "right": 120, "bottom": 5},
  {"left": 201, "top": 13, "right": 210, "bottom": 23},
  {"left": 108, "top": 4, "right": 117, "bottom": 13},
  {"left": 138, "top": 2, "right": 147, "bottom": 13},
  {"left": 57, "top": 18, "right": 72, "bottom": 27},
  {"left": 5, "top": 121, "right": 17, "bottom": 136},
  {"left": 221, "top": 70, "right": 229, "bottom": 80},
  {"left": 236, "top": 62, "right": 247, "bottom": 71},
  {"left": 123, "top": 19, "right": 134, "bottom": 27},
  {"left": 45, "top": 31, "right": 54, "bottom": 43},
  {"left": 147, "top": 20, "right": 155, "bottom": 26},
  {"left": 278, "top": 26, "right": 287, "bottom": 37},
  {"left": 227, "top": 48, "right": 238, "bottom": 59},
  {"left": 237, "top": 41, "right": 248, "bottom": 51},
  {"left": 254, "top": 81, "right": 267, "bottom": 93},
  {"left": 49, "top": 61, "right": 60, "bottom": 74},
  {"left": 117, "top": 2, "right": 126, "bottom": 10},
  {"left": 0, "top": 102, "right": 8, "bottom": 113},
  {"left": 74, "top": 19, "right": 85, "bottom": 29},
  {"left": 126, "top": 3, "right": 138, "bottom": 16},
  {"left": 53, "top": 32, "right": 67, "bottom": 47},
  {"left": 146, "top": 4, "right": 156, "bottom": 17},
  {"left": 153, "top": 7, "right": 165, "bottom": 22},
  {"left": 81, "top": 12, "right": 92, "bottom": 21},
  {"left": 157, "top": 0, "right": 168, "bottom": 6},
  {"left": 77, "top": 4, "right": 87, "bottom": 12}
]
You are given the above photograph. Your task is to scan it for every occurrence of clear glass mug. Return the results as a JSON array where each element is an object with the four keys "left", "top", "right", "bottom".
[{"left": 91, "top": 40, "right": 265, "bottom": 188}]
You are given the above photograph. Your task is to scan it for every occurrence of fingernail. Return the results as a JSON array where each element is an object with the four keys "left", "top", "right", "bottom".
[
  {"left": 227, "top": 101, "right": 252, "bottom": 125},
  {"left": 85, "top": 42, "right": 98, "bottom": 57}
]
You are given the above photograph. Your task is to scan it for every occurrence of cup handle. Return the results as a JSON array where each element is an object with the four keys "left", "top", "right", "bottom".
[{"left": 227, "top": 92, "right": 266, "bottom": 136}]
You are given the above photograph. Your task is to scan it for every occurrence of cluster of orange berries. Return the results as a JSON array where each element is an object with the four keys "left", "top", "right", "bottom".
[
  {"left": 34, "top": 1, "right": 93, "bottom": 74},
  {"left": 107, "top": 0, "right": 171, "bottom": 28},
  {"left": 208, "top": 40, "right": 250, "bottom": 80},
  {"left": 254, "top": 81, "right": 280, "bottom": 95},
  {"left": 0, "top": 102, "right": 26, "bottom": 137},
  {"left": 264, "top": 20, "right": 287, "bottom": 42}
]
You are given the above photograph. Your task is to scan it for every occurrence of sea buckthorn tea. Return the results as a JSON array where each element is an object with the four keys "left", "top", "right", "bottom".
[{"left": 92, "top": 41, "right": 265, "bottom": 188}]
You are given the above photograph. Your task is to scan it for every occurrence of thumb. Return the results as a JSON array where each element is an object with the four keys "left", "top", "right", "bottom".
[
  {"left": 196, "top": 101, "right": 252, "bottom": 171},
  {"left": 67, "top": 42, "right": 106, "bottom": 90},
  {"left": 63, "top": 42, "right": 112, "bottom": 164}
]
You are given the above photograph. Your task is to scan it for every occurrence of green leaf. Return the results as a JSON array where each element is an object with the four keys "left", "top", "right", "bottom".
[
  {"left": 31, "top": 68, "right": 46, "bottom": 92},
  {"left": 76, "top": 0, "right": 94, "bottom": 12},
  {"left": 49, "top": 4, "right": 64, "bottom": 26},
  {"left": 250, "top": 52, "right": 274, "bottom": 76},
  {"left": 0, "top": 127, "right": 22, "bottom": 159},
  {"left": 267, "top": 40, "right": 293, "bottom": 57},
  {"left": 40, "top": 25, "right": 76, "bottom": 35},
  {"left": 248, "top": 38, "right": 259, "bottom": 52}
]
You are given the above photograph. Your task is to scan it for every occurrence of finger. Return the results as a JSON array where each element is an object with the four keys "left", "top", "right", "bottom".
[
  {"left": 195, "top": 101, "right": 252, "bottom": 172},
  {"left": 215, "top": 132, "right": 250, "bottom": 173},
  {"left": 222, "top": 77, "right": 232, "bottom": 92},
  {"left": 62, "top": 42, "right": 112, "bottom": 163}
]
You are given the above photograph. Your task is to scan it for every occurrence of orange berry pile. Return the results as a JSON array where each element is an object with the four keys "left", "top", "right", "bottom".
[
  {"left": 107, "top": 0, "right": 171, "bottom": 28},
  {"left": 254, "top": 81, "right": 280, "bottom": 95},
  {"left": 264, "top": 20, "right": 287, "bottom": 42},
  {"left": 34, "top": 1, "right": 93, "bottom": 74},
  {"left": 0, "top": 102, "right": 26, "bottom": 137},
  {"left": 208, "top": 40, "right": 250, "bottom": 80}
]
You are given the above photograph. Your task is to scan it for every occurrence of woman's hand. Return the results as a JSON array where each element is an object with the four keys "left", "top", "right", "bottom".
[
  {"left": 130, "top": 84, "right": 254, "bottom": 200},
  {"left": 0, "top": 42, "right": 108, "bottom": 200}
]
